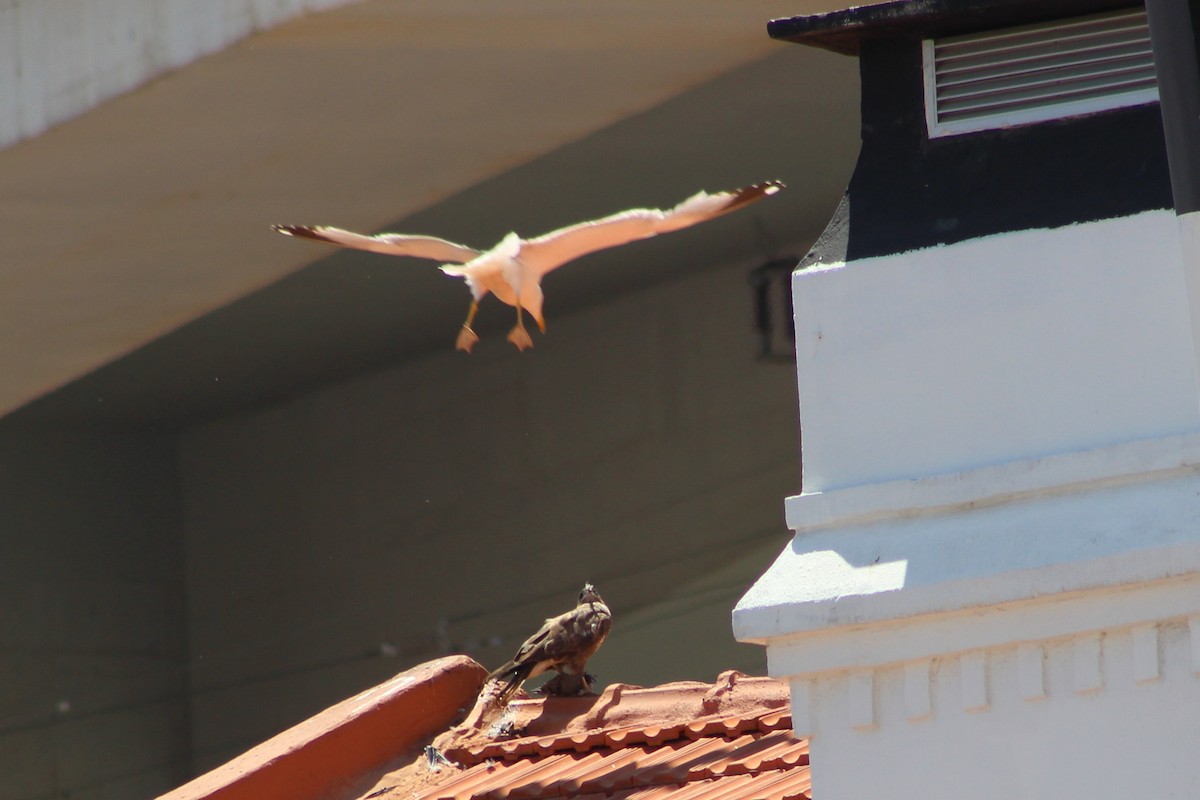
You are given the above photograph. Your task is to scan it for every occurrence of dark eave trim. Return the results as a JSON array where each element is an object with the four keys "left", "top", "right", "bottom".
[
  {"left": 769, "top": 0, "right": 1144, "bottom": 55},
  {"left": 1146, "top": 0, "right": 1200, "bottom": 215}
]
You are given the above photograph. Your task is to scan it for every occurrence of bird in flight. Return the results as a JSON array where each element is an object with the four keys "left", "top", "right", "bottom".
[
  {"left": 488, "top": 583, "right": 613, "bottom": 704},
  {"left": 273, "top": 180, "right": 783, "bottom": 353}
]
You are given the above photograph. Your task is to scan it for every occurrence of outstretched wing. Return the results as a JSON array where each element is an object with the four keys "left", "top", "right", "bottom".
[
  {"left": 273, "top": 224, "right": 480, "bottom": 264},
  {"left": 517, "top": 180, "right": 784, "bottom": 276}
]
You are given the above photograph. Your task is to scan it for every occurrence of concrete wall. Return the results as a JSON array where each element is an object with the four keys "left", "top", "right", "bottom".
[
  {"left": 0, "top": 0, "right": 353, "bottom": 149},
  {"left": 791, "top": 211, "right": 1200, "bottom": 492},
  {"left": 179, "top": 260, "right": 801, "bottom": 771},
  {"left": 0, "top": 425, "right": 189, "bottom": 800}
]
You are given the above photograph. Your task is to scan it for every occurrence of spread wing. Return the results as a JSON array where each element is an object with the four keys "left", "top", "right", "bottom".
[
  {"left": 517, "top": 180, "right": 784, "bottom": 276},
  {"left": 273, "top": 224, "right": 480, "bottom": 264}
]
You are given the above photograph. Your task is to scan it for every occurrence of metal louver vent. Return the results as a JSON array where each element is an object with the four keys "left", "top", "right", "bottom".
[{"left": 923, "top": 8, "right": 1159, "bottom": 137}]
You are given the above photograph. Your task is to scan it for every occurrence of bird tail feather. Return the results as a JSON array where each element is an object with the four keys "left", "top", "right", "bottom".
[{"left": 489, "top": 661, "right": 535, "bottom": 704}]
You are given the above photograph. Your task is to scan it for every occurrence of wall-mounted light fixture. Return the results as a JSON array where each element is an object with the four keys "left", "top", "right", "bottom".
[{"left": 748, "top": 258, "right": 797, "bottom": 361}]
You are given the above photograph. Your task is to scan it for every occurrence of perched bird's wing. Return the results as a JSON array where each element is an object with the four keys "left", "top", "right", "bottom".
[
  {"left": 487, "top": 616, "right": 559, "bottom": 681},
  {"left": 273, "top": 225, "right": 480, "bottom": 263},
  {"left": 514, "top": 613, "right": 587, "bottom": 667},
  {"left": 518, "top": 180, "right": 784, "bottom": 276}
]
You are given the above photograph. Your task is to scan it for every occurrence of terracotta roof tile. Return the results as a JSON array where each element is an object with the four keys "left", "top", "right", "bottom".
[
  {"left": 412, "top": 698, "right": 810, "bottom": 800},
  {"left": 159, "top": 660, "right": 808, "bottom": 800},
  {"left": 157, "top": 656, "right": 487, "bottom": 800}
]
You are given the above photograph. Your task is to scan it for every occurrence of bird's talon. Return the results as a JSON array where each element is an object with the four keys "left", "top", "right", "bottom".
[
  {"left": 456, "top": 326, "right": 480, "bottom": 353},
  {"left": 507, "top": 326, "right": 534, "bottom": 351}
]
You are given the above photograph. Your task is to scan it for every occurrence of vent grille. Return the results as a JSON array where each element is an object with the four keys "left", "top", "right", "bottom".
[{"left": 924, "top": 8, "right": 1159, "bottom": 137}]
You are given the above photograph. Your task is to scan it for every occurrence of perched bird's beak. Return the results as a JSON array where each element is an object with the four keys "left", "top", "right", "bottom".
[{"left": 579, "top": 582, "right": 602, "bottom": 607}]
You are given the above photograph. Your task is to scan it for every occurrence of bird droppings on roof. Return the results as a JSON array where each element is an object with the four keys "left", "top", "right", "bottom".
[{"left": 359, "top": 669, "right": 808, "bottom": 800}]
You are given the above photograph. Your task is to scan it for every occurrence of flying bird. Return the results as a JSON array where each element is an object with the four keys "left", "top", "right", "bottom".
[
  {"left": 273, "top": 180, "right": 784, "bottom": 353},
  {"left": 488, "top": 583, "right": 613, "bottom": 703}
]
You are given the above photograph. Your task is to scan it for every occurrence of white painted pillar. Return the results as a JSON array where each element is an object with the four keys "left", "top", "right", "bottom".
[{"left": 736, "top": 212, "right": 1200, "bottom": 799}]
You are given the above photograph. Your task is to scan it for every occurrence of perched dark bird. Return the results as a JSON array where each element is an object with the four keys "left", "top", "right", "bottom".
[
  {"left": 273, "top": 181, "right": 784, "bottom": 353},
  {"left": 488, "top": 583, "right": 613, "bottom": 703}
]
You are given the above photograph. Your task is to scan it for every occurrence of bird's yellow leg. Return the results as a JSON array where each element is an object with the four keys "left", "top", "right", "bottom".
[
  {"left": 455, "top": 300, "right": 481, "bottom": 353},
  {"left": 507, "top": 304, "right": 534, "bottom": 351}
]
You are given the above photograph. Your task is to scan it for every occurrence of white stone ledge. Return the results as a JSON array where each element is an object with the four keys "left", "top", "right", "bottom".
[
  {"left": 736, "top": 455, "right": 1200, "bottom": 649},
  {"left": 785, "top": 431, "right": 1200, "bottom": 534},
  {"left": 761, "top": 574, "right": 1200, "bottom": 679}
]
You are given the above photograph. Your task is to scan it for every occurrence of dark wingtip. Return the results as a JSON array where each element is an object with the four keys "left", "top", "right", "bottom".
[
  {"left": 723, "top": 180, "right": 786, "bottom": 214},
  {"left": 743, "top": 179, "right": 786, "bottom": 200},
  {"left": 272, "top": 224, "right": 327, "bottom": 243}
]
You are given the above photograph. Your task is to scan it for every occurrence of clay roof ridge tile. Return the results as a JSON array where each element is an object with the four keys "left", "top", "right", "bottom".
[
  {"left": 758, "top": 710, "right": 793, "bottom": 731},
  {"left": 684, "top": 715, "right": 758, "bottom": 739},
  {"left": 603, "top": 727, "right": 639, "bottom": 747},
  {"left": 578, "top": 735, "right": 809, "bottom": 800},
  {"left": 421, "top": 756, "right": 539, "bottom": 800},
  {"left": 456, "top": 729, "right": 596, "bottom": 763},
  {"left": 573, "top": 731, "right": 607, "bottom": 752},
  {"left": 510, "top": 748, "right": 615, "bottom": 799},
  {"left": 573, "top": 734, "right": 728, "bottom": 788},
  {"left": 509, "top": 740, "right": 536, "bottom": 756},
  {"left": 646, "top": 723, "right": 690, "bottom": 746},
  {"left": 534, "top": 733, "right": 570, "bottom": 751},
  {"left": 718, "top": 771, "right": 808, "bottom": 800},
  {"left": 681, "top": 735, "right": 756, "bottom": 781},
  {"left": 608, "top": 756, "right": 806, "bottom": 800},
  {"left": 613, "top": 785, "right": 679, "bottom": 800},
  {"left": 636, "top": 778, "right": 714, "bottom": 800},
  {"left": 573, "top": 745, "right": 656, "bottom": 793},
  {"left": 739, "top": 764, "right": 814, "bottom": 800},
  {"left": 429, "top": 687, "right": 802, "bottom": 797},
  {"left": 780, "top": 747, "right": 813, "bottom": 769},
  {"left": 663, "top": 770, "right": 810, "bottom": 800},
  {"left": 724, "top": 731, "right": 809, "bottom": 774},
  {"left": 699, "top": 739, "right": 762, "bottom": 777},
  {"left": 476, "top": 752, "right": 591, "bottom": 800},
  {"left": 451, "top": 737, "right": 529, "bottom": 765},
  {"left": 674, "top": 773, "right": 758, "bottom": 800}
]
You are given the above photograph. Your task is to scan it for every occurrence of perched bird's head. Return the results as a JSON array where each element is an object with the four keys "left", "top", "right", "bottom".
[{"left": 578, "top": 582, "right": 604, "bottom": 607}]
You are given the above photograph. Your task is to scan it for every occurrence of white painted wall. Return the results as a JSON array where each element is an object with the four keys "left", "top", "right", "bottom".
[
  {"left": 736, "top": 211, "right": 1200, "bottom": 799},
  {"left": 792, "top": 211, "right": 1200, "bottom": 493},
  {"left": 795, "top": 614, "right": 1200, "bottom": 800},
  {"left": 0, "top": 0, "right": 355, "bottom": 149}
]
